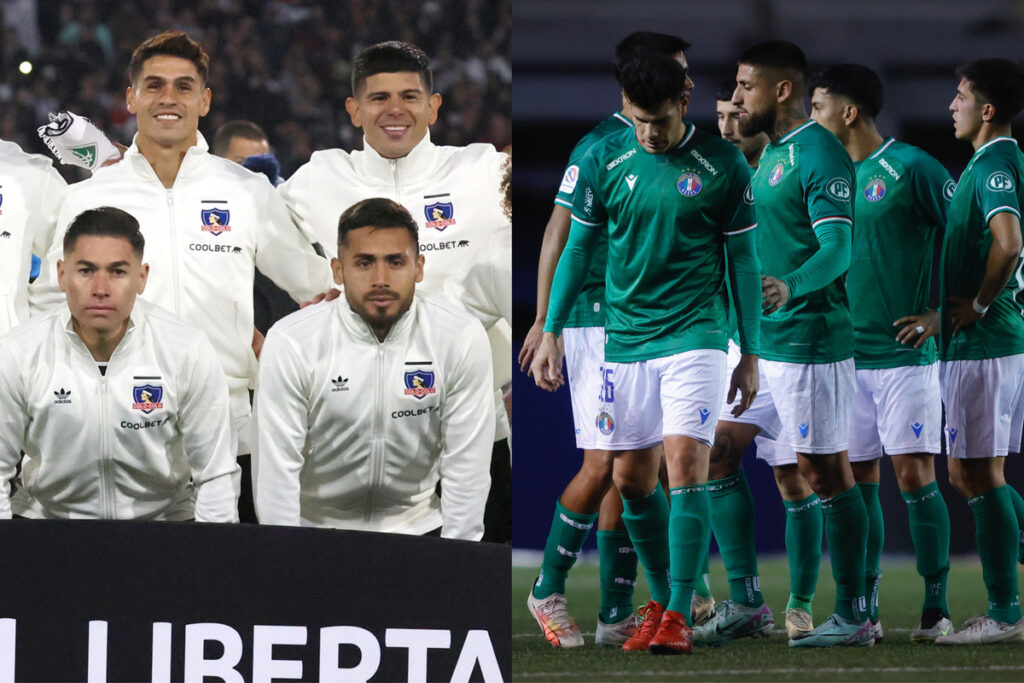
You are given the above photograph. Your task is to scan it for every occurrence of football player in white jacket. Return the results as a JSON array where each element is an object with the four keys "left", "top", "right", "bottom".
[
  {"left": 278, "top": 41, "right": 511, "bottom": 541},
  {"left": 0, "top": 206, "right": 238, "bottom": 521},
  {"left": 253, "top": 198, "right": 493, "bottom": 540}
]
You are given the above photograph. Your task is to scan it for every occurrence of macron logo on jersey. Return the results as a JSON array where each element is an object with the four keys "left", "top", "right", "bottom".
[{"left": 624, "top": 174, "right": 638, "bottom": 191}]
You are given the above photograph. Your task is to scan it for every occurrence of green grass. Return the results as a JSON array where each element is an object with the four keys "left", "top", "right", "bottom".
[{"left": 512, "top": 556, "right": 1024, "bottom": 681}]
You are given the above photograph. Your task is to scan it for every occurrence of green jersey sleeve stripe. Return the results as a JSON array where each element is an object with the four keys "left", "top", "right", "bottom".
[
  {"left": 570, "top": 214, "right": 603, "bottom": 228},
  {"left": 811, "top": 216, "right": 853, "bottom": 228},
  {"left": 723, "top": 223, "right": 757, "bottom": 236},
  {"left": 985, "top": 205, "right": 1022, "bottom": 223},
  {"left": 553, "top": 197, "right": 572, "bottom": 208},
  {"left": 612, "top": 112, "right": 632, "bottom": 126}
]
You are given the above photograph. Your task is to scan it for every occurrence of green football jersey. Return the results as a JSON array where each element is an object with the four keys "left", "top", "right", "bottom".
[
  {"left": 751, "top": 120, "right": 855, "bottom": 363},
  {"left": 553, "top": 112, "right": 632, "bottom": 327},
  {"left": 570, "top": 123, "right": 756, "bottom": 362},
  {"left": 849, "top": 138, "right": 953, "bottom": 369},
  {"left": 939, "top": 136, "right": 1024, "bottom": 361}
]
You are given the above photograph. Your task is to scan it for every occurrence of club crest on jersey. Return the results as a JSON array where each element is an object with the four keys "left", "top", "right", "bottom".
[
  {"left": 404, "top": 370, "right": 436, "bottom": 399},
  {"left": 596, "top": 411, "right": 615, "bottom": 435},
  {"left": 132, "top": 384, "right": 164, "bottom": 414},
  {"left": 201, "top": 208, "right": 231, "bottom": 235},
  {"left": 424, "top": 202, "right": 456, "bottom": 230},
  {"left": 768, "top": 163, "right": 785, "bottom": 186},
  {"left": 865, "top": 178, "right": 886, "bottom": 202},
  {"left": 677, "top": 172, "right": 702, "bottom": 197}
]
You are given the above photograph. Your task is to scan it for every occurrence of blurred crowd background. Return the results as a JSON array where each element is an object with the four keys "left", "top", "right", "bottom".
[{"left": 0, "top": 0, "right": 511, "bottom": 180}]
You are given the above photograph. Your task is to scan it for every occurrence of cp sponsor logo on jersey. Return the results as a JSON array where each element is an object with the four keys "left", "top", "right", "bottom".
[
  {"left": 559, "top": 165, "right": 579, "bottom": 195},
  {"left": 201, "top": 208, "right": 231, "bottom": 235},
  {"left": 864, "top": 178, "right": 886, "bottom": 202},
  {"left": 132, "top": 384, "right": 164, "bottom": 414},
  {"left": 768, "top": 163, "right": 785, "bottom": 186},
  {"left": 987, "top": 171, "right": 1014, "bottom": 192},
  {"left": 424, "top": 202, "right": 456, "bottom": 230},
  {"left": 596, "top": 411, "right": 614, "bottom": 435},
  {"left": 826, "top": 178, "right": 852, "bottom": 202},
  {"left": 943, "top": 179, "right": 956, "bottom": 201},
  {"left": 404, "top": 370, "right": 436, "bottom": 399},
  {"left": 676, "top": 172, "right": 702, "bottom": 197}
]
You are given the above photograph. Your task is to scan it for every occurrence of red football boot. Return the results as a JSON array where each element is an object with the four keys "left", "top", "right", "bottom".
[
  {"left": 622, "top": 600, "right": 665, "bottom": 651},
  {"left": 648, "top": 609, "right": 694, "bottom": 655}
]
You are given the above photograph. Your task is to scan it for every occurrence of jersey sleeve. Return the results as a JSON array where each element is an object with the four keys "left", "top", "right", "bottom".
[
  {"left": 912, "top": 151, "right": 954, "bottom": 231},
  {"left": 721, "top": 160, "right": 757, "bottom": 235},
  {"left": 554, "top": 136, "right": 593, "bottom": 209},
  {"left": 799, "top": 141, "right": 855, "bottom": 230},
  {"left": 973, "top": 150, "right": 1022, "bottom": 225},
  {"left": 0, "top": 340, "right": 27, "bottom": 519}
]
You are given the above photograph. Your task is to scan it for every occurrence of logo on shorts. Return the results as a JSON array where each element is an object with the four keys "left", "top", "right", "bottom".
[
  {"left": 424, "top": 201, "right": 456, "bottom": 230},
  {"left": 911, "top": 422, "right": 923, "bottom": 438},
  {"left": 798, "top": 422, "right": 809, "bottom": 438},
  {"left": 677, "top": 172, "right": 702, "bottom": 197},
  {"left": 596, "top": 411, "right": 615, "bottom": 435},
  {"left": 201, "top": 208, "right": 231, "bottom": 235},
  {"left": 698, "top": 407, "right": 710, "bottom": 424},
  {"left": 768, "top": 163, "right": 785, "bottom": 186},
  {"left": 864, "top": 178, "right": 886, "bottom": 202},
  {"left": 948, "top": 427, "right": 958, "bottom": 444},
  {"left": 132, "top": 384, "right": 164, "bottom": 414},
  {"left": 404, "top": 370, "right": 436, "bottom": 399}
]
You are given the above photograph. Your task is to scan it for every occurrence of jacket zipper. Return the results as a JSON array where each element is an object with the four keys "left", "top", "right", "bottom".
[
  {"left": 166, "top": 189, "right": 182, "bottom": 314},
  {"left": 98, "top": 374, "right": 112, "bottom": 518},
  {"left": 364, "top": 342, "right": 386, "bottom": 522}
]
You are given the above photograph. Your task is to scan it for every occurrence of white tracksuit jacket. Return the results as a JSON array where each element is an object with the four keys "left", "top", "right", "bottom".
[
  {"left": 0, "top": 299, "right": 239, "bottom": 521},
  {"left": 30, "top": 133, "right": 333, "bottom": 432},
  {"left": 278, "top": 132, "right": 512, "bottom": 440},
  {"left": 253, "top": 292, "right": 494, "bottom": 540},
  {"left": 0, "top": 139, "right": 67, "bottom": 337}
]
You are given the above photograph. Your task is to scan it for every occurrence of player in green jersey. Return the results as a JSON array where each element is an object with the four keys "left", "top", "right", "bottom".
[
  {"left": 522, "top": 32, "right": 698, "bottom": 650},
  {"left": 932, "top": 58, "right": 1024, "bottom": 645},
  {"left": 532, "top": 52, "right": 762, "bottom": 655},
  {"left": 809, "top": 63, "right": 956, "bottom": 643},
  {"left": 693, "top": 82, "right": 823, "bottom": 645},
  {"left": 731, "top": 40, "right": 873, "bottom": 647}
]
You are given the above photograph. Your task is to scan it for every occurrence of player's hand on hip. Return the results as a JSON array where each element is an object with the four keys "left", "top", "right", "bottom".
[
  {"left": 530, "top": 332, "right": 565, "bottom": 391},
  {"left": 893, "top": 309, "right": 940, "bottom": 348},
  {"left": 728, "top": 353, "right": 759, "bottom": 417},
  {"left": 518, "top": 319, "right": 545, "bottom": 373},
  {"left": 947, "top": 295, "right": 983, "bottom": 337},
  {"left": 761, "top": 276, "right": 789, "bottom": 314}
]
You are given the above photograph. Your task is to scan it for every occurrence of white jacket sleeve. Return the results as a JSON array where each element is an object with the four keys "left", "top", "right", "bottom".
[
  {"left": 252, "top": 327, "right": 309, "bottom": 525},
  {"left": 438, "top": 319, "right": 495, "bottom": 540},
  {"left": 255, "top": 185, "right": 333, "bottom": 304},
  {"left": 28, "top": 186, "right": 78, "bottom": 315},
  {"left": 0, "top": 341, "right": 28, "bottom": 518},
  {"left": 444, "top": 223, "right": 512, "bottom": 329},
  {"left": 180, "top": 335, "right": 240, "bottom": 523}
]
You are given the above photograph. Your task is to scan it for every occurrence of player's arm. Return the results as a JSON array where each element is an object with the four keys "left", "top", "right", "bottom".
[
  {"left": 723, "top": 167, "right": 761, "bottom": 414},
  {"left": 254, "top": 186, "right": 335, "bottom": 304},
  {"left": 0, "top": 344, "right": 28, "bottom": 519},
  {"left": 252, "top": 328, "right": 310, "bottom": 525},
  {"left": 179, "top": 336, "right": 240, "bottom": 523},
  {"left": 518, "top": 204, "right": 572, "bottom": 372},
  {"left": 438, "top": 320, "right": 495, "bottom": 541},
  {"left": 948, "top": 210, "right": 1023, "bottom": 335},
  {"left": 28, "top": 193, "right": 78, "bottom": 315}
]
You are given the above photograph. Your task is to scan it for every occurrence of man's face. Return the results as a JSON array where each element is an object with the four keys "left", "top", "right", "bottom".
[
  {"left": 223, "top": 136, "right": 269, "bottom": 164},
  {"left": 733, "top": 63, "right": 777, "bottom": 137},
  {"left": 332, "top": 226, "right": 424, "bottom": 336},
  {"left": 716, "top": 99, "right": 766, "bottom": 161},
  {"left": 58, "top": 235, "right": 148, "bottom": 338},
  {"left": 345, "top": 72, "right": 442, "bottom": 159},
  {"left": 950, "top": 77, "right": 985, "bottom": 141},
  {"left": 810, "top": 88, "right": 849, "bottom": 142},
  {"left": 127, "top": 55, "right": 211, "bottom": 149},
  {"left": 628, "top": 97, "right": 687, "bottom": 154}
]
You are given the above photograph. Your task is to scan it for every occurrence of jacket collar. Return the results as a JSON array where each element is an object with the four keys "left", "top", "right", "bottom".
[
  {"left": 359, "top": 131, "right": 438, "bottom": 184},
  {"left": 123, "top": 131, "right": 211, "bottom": 183},
  {"left": 61, "top": 302, "right": 141, "bottom": 359},
  {"left": 334, "top": 292, "right": 417, "bottom": 345}
]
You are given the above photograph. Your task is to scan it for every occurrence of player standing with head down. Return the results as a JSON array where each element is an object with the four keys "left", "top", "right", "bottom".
[
  {"left": 933, "top": 58, "right": 1024, "bottom": 645},
  {"left": 732, "top": 40, "right": 873, "bottom": 647},
  {"left": 533, "top": 51, "right": 762, "bottom": 655}
]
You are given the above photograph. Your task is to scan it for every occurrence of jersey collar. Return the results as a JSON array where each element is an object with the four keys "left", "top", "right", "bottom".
[
  {"left": 124, "top": 131, "right": 211, "bottom": 183},
  {"left": 671, "top": 122, "right": 696, "bottom": 151},
  {"left": 360, "top": 131, "right": 439, "bottom": 184},
  {"left": 334, "top": 291, "right": 417, "bottom": 345},
  {"left": 975, "top": 136, "right": 1018, "bottom": 155},
  {"left": 867, "top": 137, "right": 896, "bottom": 160},
  {"left": 777, "top": 119, "right": 816, "bottom": 145}
]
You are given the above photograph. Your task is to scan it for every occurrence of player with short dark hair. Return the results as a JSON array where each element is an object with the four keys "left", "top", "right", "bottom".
[
  {"left": 932, "top": 58, "right": 1024, "bottom": 645},
  {"left": 809, "top": 62, "right": 956, "bottom": 643},
  {"left": 732, "top": 40, "right": 872, "bottom": 647},
  {"left": 212, "top": 120, "right": 271, "bottom": 164},
  {"left": 352, "top": 40, "right": 433, "bottom": 95},
  {"left": 533, "top": 50, "right": 761, "bottom": 655}
]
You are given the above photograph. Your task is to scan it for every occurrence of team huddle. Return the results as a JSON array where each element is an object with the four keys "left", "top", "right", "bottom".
[
  {"left": 0, "top": 31, "right": 511, "bottom": 540},
  {"left": 523, "top": 34, "right": 1024, "bottom": 651}
]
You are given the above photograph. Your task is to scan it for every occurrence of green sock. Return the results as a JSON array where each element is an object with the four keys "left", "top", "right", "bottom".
[
  {"left": 708, "top": 473, "right": 763, "bottom": 607},
  {"left": 858, "top": 482, "right": 884, "bottom": 622},
  {"left": 533, "top": 500, "right": 597, "bottom": 599},
  {"left": 1007, "top": 484, "right": 1024, "bottom": 564},
  {"left": 620, "top": 484, "right": 671, "bottom": 607},
  {"left": 666, "top": 484, "right": 711, "bottom": 623},
  {"left": 968, "top": 486, "right": 1022, "bottom": 623},
  {"left": 783, "top": 493, "right": 822, "bottom": 614},
  {"left": 597, "top": 530, "right": 638, "bottom": 624},
  {"left": 821, "top": 486, "right": 869, "bottom": 622},
  {"left": 694, "top": 547, "right": 712, "bottom": 599},
  {"left": 901, "top": 482, "right": 950, "bottom": 616}
]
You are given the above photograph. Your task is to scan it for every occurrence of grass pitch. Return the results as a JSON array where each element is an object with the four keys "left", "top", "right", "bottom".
[{"left": 512, "top": 555, "right": 1024, "bottom": 681}]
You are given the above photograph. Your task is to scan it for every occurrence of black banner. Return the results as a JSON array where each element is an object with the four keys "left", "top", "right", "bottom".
[{"left": 0, "top": 521, "right": 510, "bottom": 681}]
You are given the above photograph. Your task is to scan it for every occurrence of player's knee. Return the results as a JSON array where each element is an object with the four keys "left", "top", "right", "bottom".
[{"left": 708, "top": 435, "right": 742, "bottom": 479}]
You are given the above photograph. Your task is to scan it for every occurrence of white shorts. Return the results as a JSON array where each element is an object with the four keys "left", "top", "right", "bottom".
[
  {"left": 939, "top": 354, "right": 1024, "bottom": 459},
  {"left": 848, "top": 364, "right": 942, "bottom": 462},
  {"left": 761, "top": 358, "right": 855, "bottom": 454},
  {"left": 600, "top": 348, "right": 728, "bottom": 449},
  {"left": 754, "top": 433, "right": 798, "bottom": 467},
  {"left": 563, "top": 326, "right": 610, "bottom": 450},
  {"left": 719, "top": 340, "right": 783, "bottom": 440}
]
